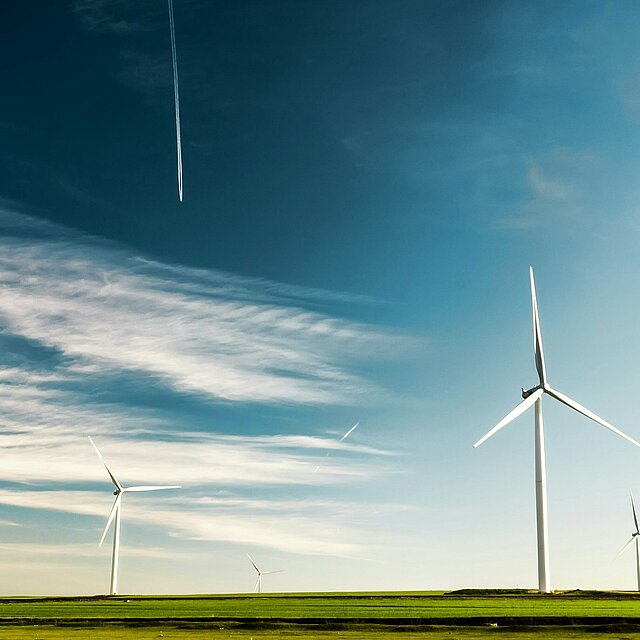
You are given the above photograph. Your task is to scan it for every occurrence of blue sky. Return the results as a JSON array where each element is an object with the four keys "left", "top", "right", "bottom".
[{"left": 2, "top": 0, "right": 640, "bottom": 594}]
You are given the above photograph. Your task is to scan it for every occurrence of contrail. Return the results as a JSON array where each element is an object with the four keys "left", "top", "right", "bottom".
[
  {"left": 313, "top": 422, "right": 359, "bottom": 473},
  {"left": 339, "top": 422, "right": 359, "bottom": 442},
  {"left": 167, "top": 0, "right": 183, "bottom": 202}
]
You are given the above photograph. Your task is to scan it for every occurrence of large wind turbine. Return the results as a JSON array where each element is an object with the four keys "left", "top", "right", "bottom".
[
  {"left": 473, "top": 267, "right": 640, "bottom": 593},
  {"left": 617, "top": 491, "right": 640, "bottom": 591},
  {"left": 247, "top": 554, "right": 283, "bottom": 594},
  {"left": 89, "top": 436, "right": 181, "bottom": 595}
]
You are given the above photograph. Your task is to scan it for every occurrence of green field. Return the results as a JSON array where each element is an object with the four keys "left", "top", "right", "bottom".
[
  {"left": 5, "top": 630, "right": 640, "bottom": 640},
  {"left": 3, "top": 591, "right": 640, "bottom": 639},
  {"left": 2, "top": 590, "right": 640, "bottom": 619},
  {"left": 5, "top": 629, "right": 640, "bottom": 640}
]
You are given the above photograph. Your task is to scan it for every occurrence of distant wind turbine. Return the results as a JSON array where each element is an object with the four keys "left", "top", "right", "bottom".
[
  {"left": 89, "top": 436, "right": 181, "bottom": 595},
  {"left": 617, "top": 491, "right": 640, "bottom": 591},
  {"left": 247, "top": 554, "right": 283, "bottom": 594},
  {"left": 473, "top": 267, "right": 640, "bottom": 593},
  {"left": 313, "top": 421, "right": 359, "bottom": 473}
]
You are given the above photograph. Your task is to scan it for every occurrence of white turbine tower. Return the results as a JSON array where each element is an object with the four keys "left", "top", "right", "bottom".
[
  {"left": 89, "top": 436, "right": 181, "bottom": 596},
  {"left": 247, "top": 554, "right": 283, "bottom": 594},
  {"left": 617, "top": 491, "right": 640, "bottom": 591},
  {"left": 473, "top": 267, "right": 640, "bottom": 593}
]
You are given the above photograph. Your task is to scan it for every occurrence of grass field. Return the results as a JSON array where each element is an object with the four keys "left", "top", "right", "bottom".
[
  {"left": 4, "top": 627, "right": 640, "bottom": 640},
  {"left": 2, "top": 590, "right": 640, "bottom": 619},
  {"left": 3, "top": 591, "right": 640, "bottom": 638},
  {"left": 5, "top": 629, "right": 640, "bottom": 640}
]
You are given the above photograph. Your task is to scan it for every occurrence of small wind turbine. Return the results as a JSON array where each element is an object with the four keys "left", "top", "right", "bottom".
[
  {"left": 473, "top": 267, "right": 640, "bottom": 593},
  {"left": 247, "top": 554, "right": 283, "bottom": 594},
  {"left": 617, "top": 491, "right": 640, "bottom": 591},
  {"left": 89, "top": 436, "right": 181, "bottom": 596}
]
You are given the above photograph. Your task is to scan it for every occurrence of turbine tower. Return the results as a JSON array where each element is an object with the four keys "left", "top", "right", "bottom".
[
  {"left": 617, "top": 491, "right": 640, "bottom": 591},
  {"left": 89, "top": 436, "right": 181, "bottom": 596},
  {"left": 473, "top": 267, "right": 640, "bottom": 593},
  {"left": 247, "top": 554, "right": 283, "bottom": 594}
]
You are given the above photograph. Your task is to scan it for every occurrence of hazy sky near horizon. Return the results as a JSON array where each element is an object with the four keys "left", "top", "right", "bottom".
[{"left": 2, "top": 0, "right": 640, "bottom": 594}]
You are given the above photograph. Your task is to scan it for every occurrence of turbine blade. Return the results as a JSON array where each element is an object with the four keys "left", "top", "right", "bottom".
[
  {"left": 617, "top": 536, "right": 636, "bottom": 558},
  {"left": 545, "top": 387, "right": 640, "bottom": 448},
  {"left": 631, "top": 491, "right": 639, "bottom": 534},
  {"left": 123, "top": 485, "right": 181, "bottom": 492},
  {"left": 247, "top": 554, "right": 260, "bottom": 573},
  {"left": 340, "top": 422, "right": 359, "bottom": 441},
  {"left": 530, "top": 267, "right": 547, "bottom": 386},
  {"left": 262, "top": 570, "right": 284, "bottom": 575},
  {"left": 473, "top": 388, "right": 543, "bottom": 448},
  {"left": 88, "top": 436, "right": 122, "bottom": 491},
  {"left": 99, "top": 494, "right": 121, "bottom": 548}
]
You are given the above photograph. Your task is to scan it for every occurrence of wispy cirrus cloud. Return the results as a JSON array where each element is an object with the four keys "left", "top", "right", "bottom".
[
  {"left": 72, "top": 0, "right": 207, "bottom": 34},
  {"left": 0, "top": 425, "right": 387, "bottom": 487},
  {"left": 1, "top": 416, "right": 394, "bottom": 556},
  {"left": 0, "top": 541, "right": 186, "bottom": 560},
  {"left": 0, "top": 519, "right": 20, "bottom": 527},
  {"left": 0, "top": 206, "right": 408, "bottom": 558},
  {"left": 0, "top": 489, "right": 393, "bottom": 557},
  {"left": 71, "top": 0, "right": 148, "bottom": 34},
  {"left": 0, "top": 209, "right": 405, "bottom": 406},
  {"left": 493, "top": 147, "right": 600, "bottom": 230}
]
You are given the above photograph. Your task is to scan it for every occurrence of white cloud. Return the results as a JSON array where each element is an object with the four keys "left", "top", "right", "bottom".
[
  {"left": 0, "top": 429, "right": 385, "bottom": 487},
  {"left": 72, "top": 0, "right": 145, "bottom": 34},
  {"left": 528, "top": 164, "right": 576, "bottom": 202},
  {"left": 0, "top": 541, "right": 179, "bottom": 559},
  {"left": 0, "top": 489, "right": 391, "bottom": 557},
  {"left": 521, "top": 149, "right": 596, "bottom": 220},
  {"left": 493, "top": 147, "right": 599, "bottom": 230},
  {"left": 0, "top": 208, "right": 408, "bottom": 559},
  {"left": 0, "top": 210, "right": 406, "bottom": 406},
  {"left": 0, "top": 519, "right": 20, "bottom": 527}
]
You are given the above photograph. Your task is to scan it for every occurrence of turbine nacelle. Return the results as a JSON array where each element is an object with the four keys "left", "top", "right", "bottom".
[{"left": 522, "top": 384, "right": 546, "bottom": 399}]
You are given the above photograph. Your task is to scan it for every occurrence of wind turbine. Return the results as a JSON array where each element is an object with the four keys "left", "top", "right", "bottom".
[
  {"left": 617, "top": 491, "right": 640, "bottom": 591},
  {"left": 89, "top": 436, "right": 181, "bottom": 596},
  {"left": 247, "top": 554, "right": 283, "bottom": 594},
  {"left": 473, "top": 267, "right": 640, "bottom": 593}
]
